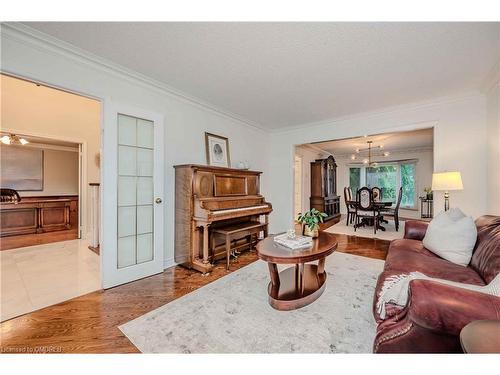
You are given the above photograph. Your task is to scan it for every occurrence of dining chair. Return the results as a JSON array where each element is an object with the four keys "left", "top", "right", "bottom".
[
  {"left": 372, "top": 187, "right": 382, "bottom": 202},
  {"left": 381, "top": 187, "right": 403, "bottom": 231},
  {"left": 344, "top": 187, "right": 356, "bottom": 226},
  {"left": 354, "top": 187, "right": 381, "bottom": 234}
]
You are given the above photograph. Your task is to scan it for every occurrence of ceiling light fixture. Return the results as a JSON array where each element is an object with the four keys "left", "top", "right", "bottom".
[
  {"left": 355, "top": 140, "right": 389, "bottom": 167},
  {"left": 0, "top": 134, "right": 29, "bottom": 146}
]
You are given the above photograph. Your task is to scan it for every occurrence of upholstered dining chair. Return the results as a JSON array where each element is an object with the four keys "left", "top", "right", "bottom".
[
  {"left": 380, "top": 186, "right": 403, "bottom": 231},
  {"left": 372, "top": 186, "right": 382, "bottom": 202},
  {"left": 344, "top": 187, "right": 356, "bottom": 226},
  {"left": 354, "top": 187, "right": 381, "bottom": 234}
]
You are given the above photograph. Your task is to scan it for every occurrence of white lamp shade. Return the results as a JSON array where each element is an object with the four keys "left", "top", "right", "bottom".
[{"left": 432, "top": 171, "right": 463, "bottom": 191}]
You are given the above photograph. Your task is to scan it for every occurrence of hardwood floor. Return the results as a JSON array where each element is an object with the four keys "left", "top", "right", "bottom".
[{"left": 0, "top": 233, "right": 390, "bottom": 354}]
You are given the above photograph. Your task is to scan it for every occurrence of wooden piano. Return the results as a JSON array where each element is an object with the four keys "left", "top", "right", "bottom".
[{"left": 174, "top": 164, "right": 272, "bottom": 274}]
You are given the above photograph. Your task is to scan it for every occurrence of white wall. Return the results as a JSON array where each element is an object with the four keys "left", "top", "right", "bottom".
[
  {"left": 334, "top": 148, "right": 433, "bottom": 219},
  {"left": 486, "top": 80, "right": 500, "bottom": 215},
  {"left": 269, "top": 94, "right": 488, "bottom": 233},
  {"left": 294, "top": 145, "right": 321, "bottom": 215},
  {"left": 0, "top": 24, "right": 270, "bottom": 268}
]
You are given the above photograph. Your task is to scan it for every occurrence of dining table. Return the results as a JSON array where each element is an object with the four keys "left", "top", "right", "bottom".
[{"left": 347, "top": 200, "right": 393, "bottom": 231}]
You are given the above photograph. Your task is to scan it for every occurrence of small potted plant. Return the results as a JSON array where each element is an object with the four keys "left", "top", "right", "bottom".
[
  {"left": 297, "top": 208, "right": 328, "bottom": 238},
  {"left": 424, "top": 187, "right": 433, "bottom": 200}
]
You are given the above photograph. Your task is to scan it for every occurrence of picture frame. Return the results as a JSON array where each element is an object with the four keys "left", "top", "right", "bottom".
[
  {"left": 205, "top": 132, "right": 231, "bottom": 168},
  {"left": 0, "top": 146, "right": 44, "bottom": 191}
]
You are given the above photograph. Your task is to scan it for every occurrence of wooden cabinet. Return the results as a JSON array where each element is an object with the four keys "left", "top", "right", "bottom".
[
  {"left": 310, "top": 156, "right": 341, "bottom": 225},
  {"left": 0, "top": 196, "right": 78, "bottom": 250}
]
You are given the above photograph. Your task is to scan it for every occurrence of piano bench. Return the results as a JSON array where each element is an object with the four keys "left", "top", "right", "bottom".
[{"left": 211, "top": 221, "right": 268, "bottom": 270}]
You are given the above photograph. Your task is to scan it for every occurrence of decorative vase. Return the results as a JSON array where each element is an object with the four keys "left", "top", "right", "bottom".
[{"left": 303, "top": 225, "right": 319, "bottom": 238}]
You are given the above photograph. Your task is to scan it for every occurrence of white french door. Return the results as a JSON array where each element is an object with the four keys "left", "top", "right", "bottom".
[{"left": 102, "top": 103, "right": 164, "bottom": 288}]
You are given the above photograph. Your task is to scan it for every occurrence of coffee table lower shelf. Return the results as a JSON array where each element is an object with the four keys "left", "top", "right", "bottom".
[{"left": 267, "top": 263, "right": 327, "bottom": 311}]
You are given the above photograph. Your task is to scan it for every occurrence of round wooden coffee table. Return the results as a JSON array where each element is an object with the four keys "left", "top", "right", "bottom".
[
  {"left": 256, "top": 231, "right": 337, "bottom": 311},
  {"left": 460, "top": 320, "right": 500, "bottom": 353}
]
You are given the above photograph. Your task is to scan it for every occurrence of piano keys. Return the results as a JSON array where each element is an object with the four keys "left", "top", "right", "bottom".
[{"left": 174, "top": 164, "right": 272, "bottom": 274}]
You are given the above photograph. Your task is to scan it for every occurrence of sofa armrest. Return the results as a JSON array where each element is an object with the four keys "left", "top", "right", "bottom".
[
  {"left": 404, "top": 220, "right": 429, "bottom": 241},
  {"left": 408, "top": 279, "right": 500, "bottom": 336}
]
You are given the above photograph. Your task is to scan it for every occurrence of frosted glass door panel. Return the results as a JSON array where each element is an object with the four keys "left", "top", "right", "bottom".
[
  {"left": 137, "top": 177, "right": 153, "bottom": 205},
  {"left": 137, "top": 149, "right": 153, "bottom": 176},
  {"left": 137, "top": 119, "right": 154, "bottom": 148},
  {"left": 137, "top": 233, "right": 153, "bottom": 263},
  {"left": 117, "top": 114, "right": 155, "bottom": 268},
  {"left": 118, "top": 176, "right": 136, "bottom": 206},
  {"left": 118, "top": 146, "right": 137, "bottom": 175}
]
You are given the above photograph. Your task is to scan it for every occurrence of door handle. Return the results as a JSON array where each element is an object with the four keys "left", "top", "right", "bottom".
[{"left": 155, "top": 198, "right": 163, "bottom": 204}]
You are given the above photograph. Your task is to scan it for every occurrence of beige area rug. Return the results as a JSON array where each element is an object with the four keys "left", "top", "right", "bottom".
[
  {"left": 326, "top": 218, "right": 405, "bottom": 241},
  {"left": 119, "top": 252, "right": 384, "bottom": 353}
]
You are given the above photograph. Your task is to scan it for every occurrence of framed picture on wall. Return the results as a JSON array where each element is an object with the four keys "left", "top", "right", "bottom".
[
  {"left": 205, "top": 132, "right": 230, "bottom": 168},
  {"left": 0, "top": 146, "right": 44, "bottom": 191}
]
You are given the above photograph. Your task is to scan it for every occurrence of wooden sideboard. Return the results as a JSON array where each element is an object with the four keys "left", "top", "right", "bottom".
[{"left": 0, "top": 195, "right": 78, "bottom": 250}]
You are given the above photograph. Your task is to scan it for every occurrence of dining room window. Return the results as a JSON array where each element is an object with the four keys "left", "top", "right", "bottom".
[
  {"left": 366, "top": 165, "right": 398, "bottom": 202},
  {"left": 349, "top": 161, "right": 417, "bottom": 208},
  {"left": 349, "top": 167, "right": 361, "bottom": 194}
]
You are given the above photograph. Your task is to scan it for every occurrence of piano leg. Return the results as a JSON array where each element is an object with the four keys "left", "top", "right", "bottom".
[
  {"left": 225, "top": 237, "right": 231, "bottom": 271},
  {"left": 202, "top": 223, "right": 210, "bottom": 265},
  {"left": 264, "top": 215, "right": 269, "bottom": 238}
]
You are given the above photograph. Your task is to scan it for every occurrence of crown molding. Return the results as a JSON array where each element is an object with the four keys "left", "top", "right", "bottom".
[
  {"left": 270, "top": 90, "right": 483, "bottom": 135},
  {"left": 296, "top": 143, "right": 330, "bottom": 156},
  {"left": 333, "top": 145, "right": 433, "bottom": 159},
  {"left": 0, "top": 22, "right": 268, "bottom": 133}
]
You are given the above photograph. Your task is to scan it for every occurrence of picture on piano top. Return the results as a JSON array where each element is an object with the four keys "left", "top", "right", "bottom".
[{"left": 205, "top": 132, "right": 231, "bottom": 168}]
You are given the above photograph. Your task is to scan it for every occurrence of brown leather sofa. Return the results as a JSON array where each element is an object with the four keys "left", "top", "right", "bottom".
[{"left": 372, "top": 215, "right": 500, "bottom": 353}]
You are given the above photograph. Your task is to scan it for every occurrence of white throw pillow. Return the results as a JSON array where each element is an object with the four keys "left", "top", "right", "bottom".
[{"left": 422, "top": 209, "right": 477, "bottom": 266}]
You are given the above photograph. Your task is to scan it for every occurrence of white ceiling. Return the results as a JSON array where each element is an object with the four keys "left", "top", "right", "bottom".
[
  {"left": 24, "top": 22, "right": 500, "bottom": 130},
  {"left": 311, "top": 128, "right": 434, "bottom": 156}
]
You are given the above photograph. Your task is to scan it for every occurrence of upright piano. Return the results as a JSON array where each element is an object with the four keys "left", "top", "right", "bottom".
[{"left": 174, "top": 164, "right": 272, "bottom": 274}]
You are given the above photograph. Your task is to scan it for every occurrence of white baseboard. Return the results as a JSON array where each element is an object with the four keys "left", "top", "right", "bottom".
[{"left": 163, "top": 257, "right": 177, "bottom": 270}]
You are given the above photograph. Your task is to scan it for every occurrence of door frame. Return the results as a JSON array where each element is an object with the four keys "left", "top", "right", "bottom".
[
  {"left": 2, "top": 71, "right": 107, "bottom": 287},
  {"left": 0, "top": 126, "right": 88, "bottom": 240},
  {"left": 101, "top": 102, "right": 165, "bottom": 289}
]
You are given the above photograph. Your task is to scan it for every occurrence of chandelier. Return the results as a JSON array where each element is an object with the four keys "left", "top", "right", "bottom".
[
  {"left": 350, "top": 140, "right": 390, "bottom": 167},
  {"left": 0, "top": 133, "right": 29, "bottom": 146}
]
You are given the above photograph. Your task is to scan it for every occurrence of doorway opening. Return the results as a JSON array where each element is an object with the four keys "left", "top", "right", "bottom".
[
  {"left": 0, "top": 73, "right": 102, "bottom": 321},
  {"left": 294, "top": 127, "right": 434, "bottom": 240}
]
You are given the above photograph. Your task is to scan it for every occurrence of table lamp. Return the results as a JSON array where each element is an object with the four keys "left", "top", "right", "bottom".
[{"left": 431, "top": 171, "right": 463, "bottom": 211}]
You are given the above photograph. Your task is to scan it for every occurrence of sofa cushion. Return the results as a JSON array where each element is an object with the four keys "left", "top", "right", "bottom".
[
  {"left": 470, "top": 215, "right": 500, "bottom": 283},
  {"left": 384, "top": 240, "right": 485, "bottom": 285},
  {"left": 388, "top": 238, "right": 435, "bottom": 257},
  {"left": 422, "top": 209, "right": 477, "bottom": 266}
]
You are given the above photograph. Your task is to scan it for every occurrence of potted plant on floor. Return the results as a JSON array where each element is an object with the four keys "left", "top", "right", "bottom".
[{"left": 297, "top": 208, "right": 328, "bottom": 238}]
